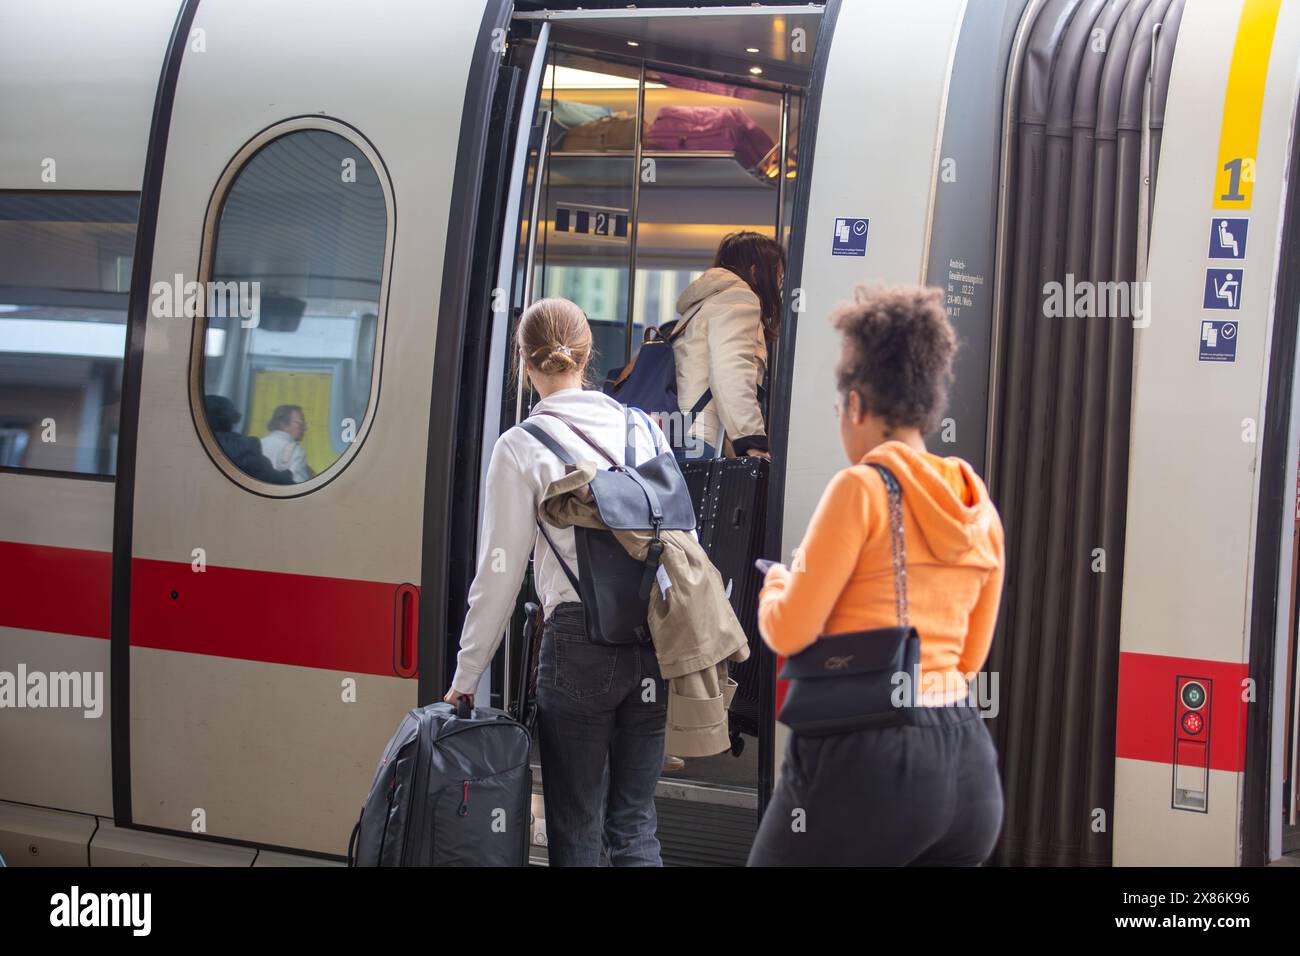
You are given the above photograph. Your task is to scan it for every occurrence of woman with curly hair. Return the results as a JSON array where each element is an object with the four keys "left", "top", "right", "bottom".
[{"left": 747, "top": 284, "right": 1006, "bottom": 866}]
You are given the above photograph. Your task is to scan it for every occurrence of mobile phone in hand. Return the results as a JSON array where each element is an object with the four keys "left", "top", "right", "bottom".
[{"left": 754, "top": 558, "right": 777, "bottom": 576}]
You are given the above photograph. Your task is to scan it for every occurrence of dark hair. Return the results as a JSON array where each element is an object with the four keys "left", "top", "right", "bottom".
[
  {"left": 713, "top": 230, "right": 786, "bottom": 340},
  {"left": 267, "top": 404, "right": 304, "bottom": 432},
  {"left": 204, "top": 394, "right": 241, "bottom": 432},
  {"left": 831, "top": 284, "right": 957, "bottom": 434}
]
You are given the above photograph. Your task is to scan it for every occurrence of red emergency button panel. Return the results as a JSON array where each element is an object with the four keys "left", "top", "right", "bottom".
[
  {"left": 1172, "top": 676, "right": 1212, "bottom": 812},
  {"left": 1176, "top": 739, "right": 1206, "bottom": 768}
]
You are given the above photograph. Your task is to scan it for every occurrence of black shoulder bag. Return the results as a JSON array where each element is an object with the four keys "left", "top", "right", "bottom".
[
  {"left": 776, "top": 463, "right": 921, "bottom": 736},
  {"left": 517, "top": 409, "right": 694, "bottom": 646}
]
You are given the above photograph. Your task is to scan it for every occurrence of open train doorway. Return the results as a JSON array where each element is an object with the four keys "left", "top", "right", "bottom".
[{"left": 450, "top": 3, "right": 827, "bottom": 864}]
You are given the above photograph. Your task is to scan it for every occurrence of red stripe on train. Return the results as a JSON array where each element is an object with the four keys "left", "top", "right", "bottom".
[
  {"left": 130, "top": 558, "right": 411, "bottom": 677},
  {"left": 1115, "top": 651, "right": 1248, "bottom": 772},
  {"left": 0, "top": 541, "right": 111, "bottom": 639}
]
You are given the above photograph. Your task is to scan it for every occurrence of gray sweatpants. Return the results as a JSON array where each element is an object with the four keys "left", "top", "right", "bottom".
[{"left": 748, "top": 705, "right": 1003, "bottom": 866}]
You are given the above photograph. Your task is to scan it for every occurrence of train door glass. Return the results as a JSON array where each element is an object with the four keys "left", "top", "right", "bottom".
[
  {"left": 632, "top": 68, "right": 785, "bottom": 334},
  {"left": 534, "top": 51, "right": 640, "bottom": 384}
]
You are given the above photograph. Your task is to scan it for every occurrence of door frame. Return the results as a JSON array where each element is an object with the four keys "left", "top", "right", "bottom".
[
  {"left": 433, "top": 0, "right": 843, "bottom": 819},
  {"left": 110, "top": 0, "right": 201, "bottom": 828},
  {"left": 757, "top": 0, "right": 841, "bottom": 813},
  {"left": 420, "top": 0, "right": 516, "bottom": 704},
  {"left": 1244, "top": 98, "right": 1300, "bottom": 865}
]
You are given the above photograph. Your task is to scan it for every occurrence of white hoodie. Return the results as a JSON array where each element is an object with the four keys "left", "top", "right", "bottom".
[{"left": 450, "top": 388, "right": 671, "bottom": 695}]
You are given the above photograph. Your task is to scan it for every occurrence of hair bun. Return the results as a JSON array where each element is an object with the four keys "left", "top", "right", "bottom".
[
  {"left": 531, "top": 345, "right": 577, "bottom": 374},
  {"left": 516, "top": 298, "right": 594, "bottom": 380}
]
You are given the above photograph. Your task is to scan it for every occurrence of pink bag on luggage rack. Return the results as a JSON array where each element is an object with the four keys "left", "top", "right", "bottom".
[{"left": 644, "top": 105, "right": 775, "bottom": 169}]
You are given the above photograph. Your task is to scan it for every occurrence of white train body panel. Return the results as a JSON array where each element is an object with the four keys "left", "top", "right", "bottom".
[
  {"left": 0, "top": 0, "right": 180, "bottom": 191},
  {"left": 0, "top": 2, "right": 178, "bottom": 818},
  {"left": 1114, "top": 0, "right": 1300, "bottom": 865},
  {"left": 773, "top": 0, "right": 967, "bottom": 769}
]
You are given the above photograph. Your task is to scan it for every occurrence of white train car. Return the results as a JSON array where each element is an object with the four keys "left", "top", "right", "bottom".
[{"left": 0, "top": 0, "right": 1297, "bottom": 866}]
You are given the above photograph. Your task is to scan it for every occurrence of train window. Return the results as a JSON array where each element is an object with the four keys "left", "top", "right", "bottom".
[
  {"left": 193, "top": 121, "right": 392, "bottom": 492},
  {"left": 0, "top": 192, "right": 138, "bottom": 476}
]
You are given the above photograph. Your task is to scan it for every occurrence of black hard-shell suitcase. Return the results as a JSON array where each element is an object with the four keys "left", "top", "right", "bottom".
[
  {"left": 347, "top": 698, "right": 532, "bottom": 866},
  {"left": 679, "top": 456, "right": 769, "bottom": 737}
]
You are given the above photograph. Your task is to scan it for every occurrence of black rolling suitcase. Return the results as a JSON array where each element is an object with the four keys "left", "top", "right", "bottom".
[
  {"left": 510, "top": 601, "right": 543, "bottom": 739},
  {"left": 347, "top": 696, "right": 532, "bottom": 867},
  {"left": 679, "top": 456, "right": 769, "bottom": 738}
]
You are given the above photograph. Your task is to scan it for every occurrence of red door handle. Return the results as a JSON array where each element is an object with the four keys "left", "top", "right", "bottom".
[{"left": 392, "top": 583, "right": 419, "bottom": 678}]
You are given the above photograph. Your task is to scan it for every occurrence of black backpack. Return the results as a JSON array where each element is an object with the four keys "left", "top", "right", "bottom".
[
  {"left": 347, "top": 699, "right": 532, "bottom": 867},
  {"left": 517, "top": 407, "right": 694, "bottom": 645}
]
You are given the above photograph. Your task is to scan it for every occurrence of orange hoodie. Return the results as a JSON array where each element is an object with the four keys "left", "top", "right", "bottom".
[{"left": 759, "top": 441, "right": 1005, "bottom": 697}]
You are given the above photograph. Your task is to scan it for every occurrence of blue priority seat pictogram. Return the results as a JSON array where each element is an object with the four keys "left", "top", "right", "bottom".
[
  {"left": 1203, "top": 269, "right": 1243, "bottom": 310},
  {"left": 1208, "top": 218, "right": 1248, "bottom": 259}
]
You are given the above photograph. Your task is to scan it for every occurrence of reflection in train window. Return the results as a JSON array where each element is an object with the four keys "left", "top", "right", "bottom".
[
  {"left": 198, "top": 126, "right": 390, "bottom": 488},
  {"left": 0, "top": 192, "right": 138, "bottom": 476}
]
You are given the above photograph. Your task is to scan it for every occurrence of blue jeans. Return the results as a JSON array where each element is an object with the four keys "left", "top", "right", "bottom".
[{"left": 536, "top": 603, "right": 667, "bottom": 866}]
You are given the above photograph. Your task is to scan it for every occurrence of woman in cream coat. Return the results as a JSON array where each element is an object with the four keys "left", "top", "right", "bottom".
[{"left": 672, "top": 231, "right": 785, "bottom": 460}]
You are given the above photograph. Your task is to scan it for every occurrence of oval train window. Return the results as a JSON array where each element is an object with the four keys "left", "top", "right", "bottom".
[{"left": 193, "top": 122, "right": 392, "bottom": 492}]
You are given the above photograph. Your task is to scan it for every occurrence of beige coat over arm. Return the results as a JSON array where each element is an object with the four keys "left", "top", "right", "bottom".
[{"left": 537, "top": 462, "right": 750, "bottom": 758}]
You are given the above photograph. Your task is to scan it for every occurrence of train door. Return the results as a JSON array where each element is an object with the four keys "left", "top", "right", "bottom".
[
  {"left": 458, "top": 4, "right": 825, "bottom": 865},
  {"left": 115, "top": 0, "right": 502, "bottom": 856}
]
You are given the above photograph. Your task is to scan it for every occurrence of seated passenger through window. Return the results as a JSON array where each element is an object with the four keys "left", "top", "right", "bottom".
[
  {"left": 445, "top": 297, "right": 674, "bottom": 867},
  {"left": 261, "top": 404, "right": 313, "bottom": 483},
  {"left": 747, "top": 284, "right": 1006, "bottom": 867},
  {"left": 203, "top": 394, "right": 293, "bottom": 485},
  {"left": 672, "top": 230, "right": 785, "bottom": 460}
]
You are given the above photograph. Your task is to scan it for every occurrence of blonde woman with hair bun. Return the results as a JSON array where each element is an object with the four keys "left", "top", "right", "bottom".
[{"left": 446, "top": 297, "right": 675, "bottom": 867}]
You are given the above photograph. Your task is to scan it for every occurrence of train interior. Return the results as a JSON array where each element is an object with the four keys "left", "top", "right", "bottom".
[{"left": 477, "top": 5, "right": 821, "bottom": 863}]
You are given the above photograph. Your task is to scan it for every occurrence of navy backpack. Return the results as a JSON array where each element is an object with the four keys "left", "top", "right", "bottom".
[{"left": 603, "top": 319, "right": 711, "bottom": 452}]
